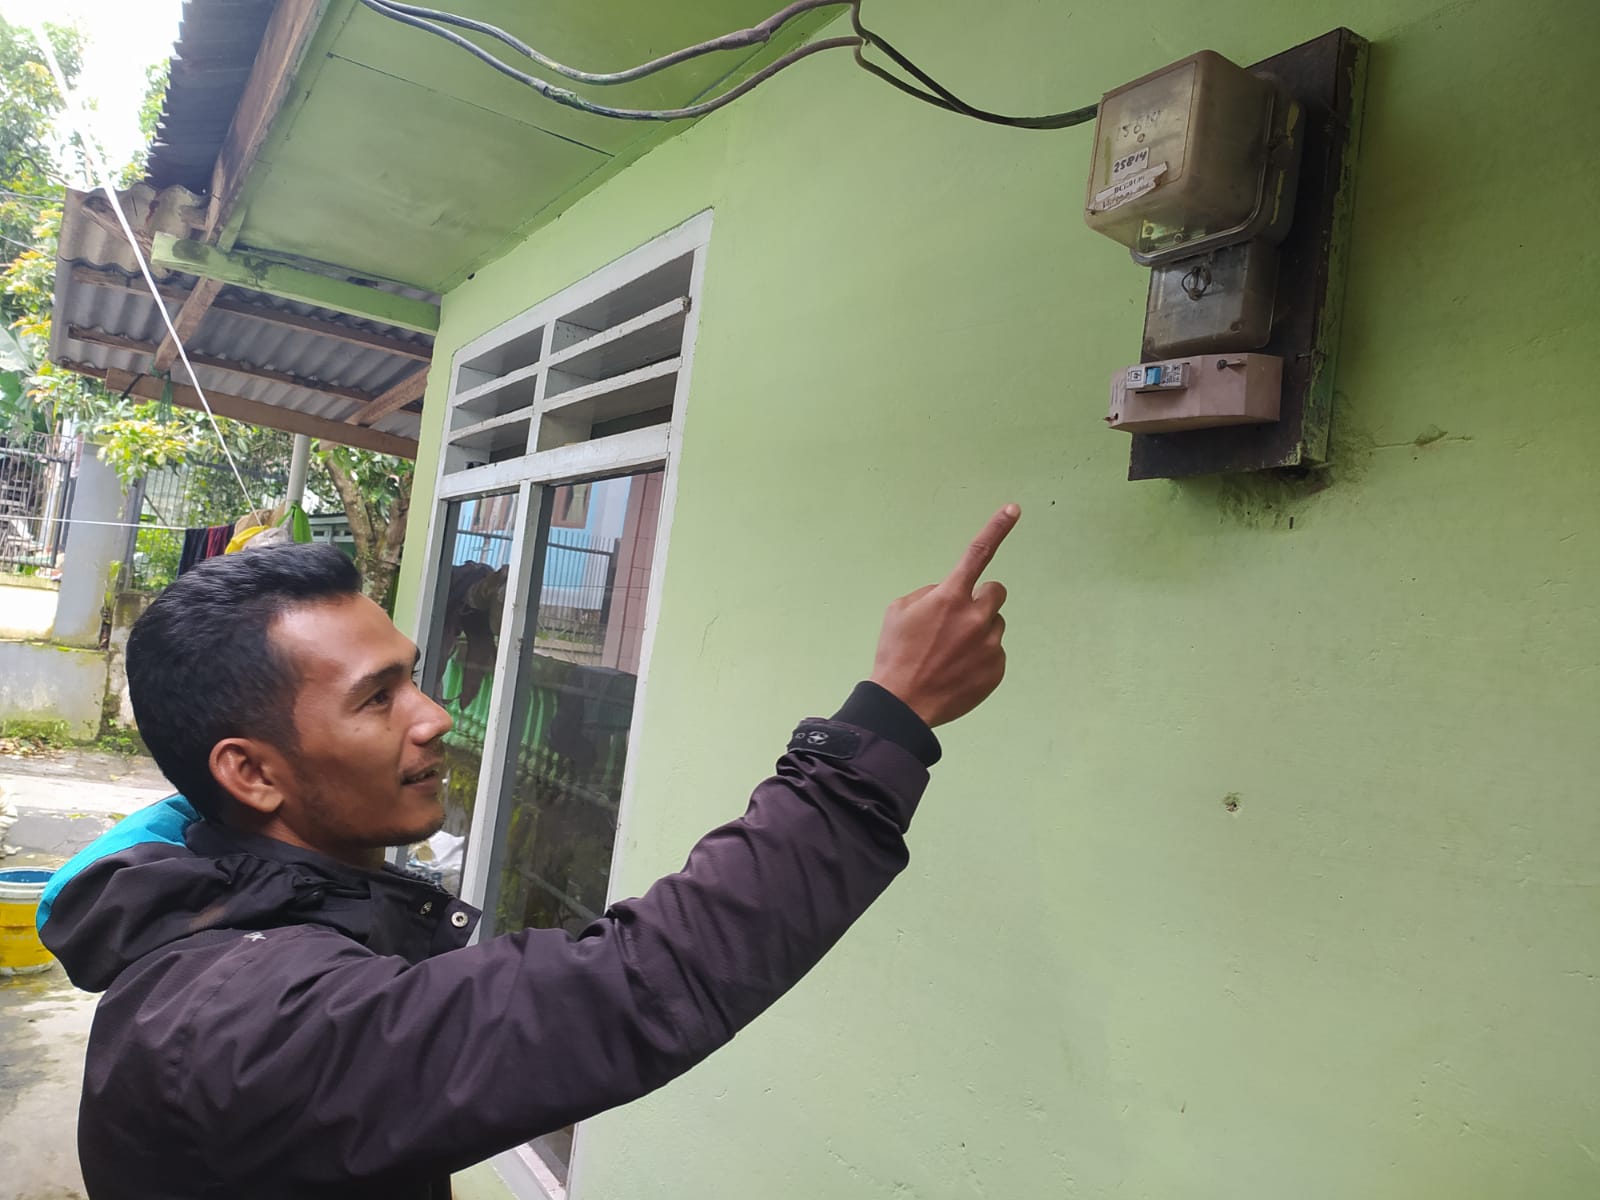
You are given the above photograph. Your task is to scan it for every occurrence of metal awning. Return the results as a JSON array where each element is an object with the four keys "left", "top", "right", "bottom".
[
  {"left": 48, "top": 0, "right": 823, "bottom": 453},
  {"left": 50, "top": 185, "right": 432, "bottom": 458}
]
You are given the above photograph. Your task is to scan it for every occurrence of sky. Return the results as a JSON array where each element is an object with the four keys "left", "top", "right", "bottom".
[{"left": 1, "top": 0, "right": 186, "bottom": 176}]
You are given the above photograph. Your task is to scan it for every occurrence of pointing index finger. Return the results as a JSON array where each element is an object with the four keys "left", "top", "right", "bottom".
[{"left": 944, "top": 504, "right": 1021, "bottom": 594}]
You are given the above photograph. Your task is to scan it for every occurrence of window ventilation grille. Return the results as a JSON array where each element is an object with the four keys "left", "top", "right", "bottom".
[{"left": 444, "top": 253, "right": 695, "bottom": 475}]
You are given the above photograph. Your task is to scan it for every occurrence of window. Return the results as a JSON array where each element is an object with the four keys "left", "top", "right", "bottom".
[
  {"left": 414, "top": 494, "right": 518, "bottom": 894},
  {"left": 409, "top": 212, "right": 712, "bottom": 1199}
]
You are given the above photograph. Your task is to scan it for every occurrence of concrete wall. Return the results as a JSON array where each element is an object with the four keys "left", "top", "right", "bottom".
[
  {"left": 105, "top": 591, "right": 154, "bottom": 729},
  {"left": 0, "top": 578, "right": 58, "bottom": 640},
  {"left": 397, "top": 1, "right": 1599, "bottom": 1197},
  {"left": 0, "top": 641, "right": 109, "bottom": 740}
]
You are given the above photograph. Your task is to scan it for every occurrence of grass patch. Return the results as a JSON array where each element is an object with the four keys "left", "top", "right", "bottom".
[
  {"left": 95, "top": 726, "right": 147, "bottom": 757},
  {"left": 0, "top": 719, "right": 72, "bottom": 756}
]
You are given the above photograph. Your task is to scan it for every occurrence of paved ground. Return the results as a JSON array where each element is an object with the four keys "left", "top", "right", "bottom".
[{"left": 1, "top": 751, "right": 171, "bottom": 1200}]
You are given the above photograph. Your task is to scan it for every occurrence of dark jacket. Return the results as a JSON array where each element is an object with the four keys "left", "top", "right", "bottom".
[{"left": 39, "top": 685, "right": 938, "bottom": 1199}]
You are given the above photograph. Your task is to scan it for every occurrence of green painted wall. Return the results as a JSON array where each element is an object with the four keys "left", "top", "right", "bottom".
[
  {"left": 399, "top": 0, "right": 1600, "bottom": 1195},
  {"left": 230, "top": 0, "right": 833, "bottom": 291}
]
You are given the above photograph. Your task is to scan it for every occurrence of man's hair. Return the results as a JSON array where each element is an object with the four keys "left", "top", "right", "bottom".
[{"left": 127, "top": 543, "right": 364, "bottom": 820}]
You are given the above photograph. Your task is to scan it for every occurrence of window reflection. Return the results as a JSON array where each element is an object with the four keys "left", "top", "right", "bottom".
[
  {"left": 406, "top": 493, "right": 517, "bottom": 895},
  {"left": 485, "top": 470, "right": 663, "bottom": 938},
  {"left": 485, "top": 470, "right": 664, "bottom": 1192}
]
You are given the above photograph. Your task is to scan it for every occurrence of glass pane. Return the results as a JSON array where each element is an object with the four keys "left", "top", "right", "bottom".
[
  {"left": 403, "top": 492, "right": 518, "bottom": 895},
  {"left": 483, "top": 470, "right": 665, "bottom": 1189},
  {"left": 484, "top": 470, "right": 662, "bottom": 934}
]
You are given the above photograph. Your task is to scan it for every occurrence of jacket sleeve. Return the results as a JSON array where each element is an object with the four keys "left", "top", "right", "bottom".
[{"left": 184, "top": 693, "right": 937, "bottom": 1186}]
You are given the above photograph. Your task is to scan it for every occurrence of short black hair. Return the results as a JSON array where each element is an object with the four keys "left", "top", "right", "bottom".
[{"left": 127, "top": 543, "right": 364, "bottom": 820}]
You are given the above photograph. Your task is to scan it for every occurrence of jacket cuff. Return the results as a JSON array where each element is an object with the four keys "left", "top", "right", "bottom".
[{"left": 831, "top": 681, "right": 942, "bottom": 768}]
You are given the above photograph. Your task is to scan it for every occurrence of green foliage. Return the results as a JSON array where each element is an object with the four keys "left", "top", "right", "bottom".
[
  {"left": 316, "top": 442, "right": 414, "bottom": 609},
  {"left": 0, "top": 717, "right": 72, "bottom": 754},
  {"left": 133, "top": 525, "right": 182, "bottom": 592},
  {"left": 0, "top": 19, "right": 152, "bottom": 437},
  {"left": 119, "top": 60, "right": 170, "bottom": 188},
  {"left": 0, "top": 17, "right": 81, "bottom": 264},
  {"left": 319, "top": 443, "right": 410, "bottom": 520},
  {"left": 0, "top": 316, "right": 36, "bottom": 432},
  {"left": 95, "top": 725, "right": 146, "bottom": 756},
  {"left": 97, "top": 404, "right": 195, "bottom": 488}
]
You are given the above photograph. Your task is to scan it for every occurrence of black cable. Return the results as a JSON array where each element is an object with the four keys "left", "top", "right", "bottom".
[
  {"left": 356, "top": 0, "right": 1098, "bottom": 130},
  {"left": 850, "top": 8, "right": 1097, "bottom": 129},
  {"left": 116, "top": 372, "right": 146, "bottom": 403}
]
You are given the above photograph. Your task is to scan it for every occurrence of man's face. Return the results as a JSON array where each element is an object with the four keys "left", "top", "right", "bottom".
[{"left": 268, "top": 593, "right": 454, "bottom": 856}]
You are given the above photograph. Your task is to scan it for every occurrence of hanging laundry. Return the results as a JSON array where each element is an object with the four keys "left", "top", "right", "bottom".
[
  {"left": 177, "top": 525, "right": 236, "bottom": 576},
  {"left": 178, "top": 528, "right": 209, "bottom": 575}
]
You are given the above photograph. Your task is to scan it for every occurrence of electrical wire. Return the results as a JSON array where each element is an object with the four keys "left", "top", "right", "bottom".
[
  {"left": 355, "top": 0, "right": 1098, "bottom": 130},
  {"left": 0, "top": 187, "right": 62, "bottom": 204},
  {"left": 849, "top": 8, "right": 1098, "bottom": 129},
  {"left": 358, "top": 0, "right": 859, "bottom": 122},
  {"left": 26, "top": 22, "right": 255, "bottom": 513},
  {"left": 366, "top": 0, "right": 852, "bottom": 86}
]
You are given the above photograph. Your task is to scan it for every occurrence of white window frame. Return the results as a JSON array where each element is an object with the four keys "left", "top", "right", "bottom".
[{"left": 410, "top": 210, "right": 714, "bottom": 1200}]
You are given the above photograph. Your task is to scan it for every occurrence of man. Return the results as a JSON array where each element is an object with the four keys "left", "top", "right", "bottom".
[{"left": 39, "top": 504, "right": 1019, "bottom": 1199}]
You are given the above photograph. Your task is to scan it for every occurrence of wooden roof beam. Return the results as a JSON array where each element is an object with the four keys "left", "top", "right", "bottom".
[
  {"left": 151, "top": 235, "right": 440, "bottom": 335},
  {"left": 208, "top": 0, "right": 323, "bottom": 250},
  {"left": 153, "top": 277, "right": 223, "bottom": 372},
  {"left": 346, "top": 366, "right": 430, "bottom": 427},
  {"left": 147, "top": 1, "right": 324, "bottom": 370},
  {"left": 66, "top": 325, "right": 382, "bottom": 408},
  {"left": 101, "top": 368, "right": 417, "bottom": 459}
]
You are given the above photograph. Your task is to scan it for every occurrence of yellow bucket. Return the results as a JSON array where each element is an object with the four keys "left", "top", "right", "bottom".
[{"left": 0, "top": 868, "right": 54, "bottom": 975}]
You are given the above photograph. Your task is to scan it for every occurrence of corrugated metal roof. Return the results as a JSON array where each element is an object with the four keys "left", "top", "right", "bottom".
[
  {"left": 51, "top": 187, "right": 435, "bottom": 445},
  {"left": 147, "top": 0, "right": 278, "bottom": 193},
  {"left": 55, "top": 182, "right": 206, "bottom": 277}
]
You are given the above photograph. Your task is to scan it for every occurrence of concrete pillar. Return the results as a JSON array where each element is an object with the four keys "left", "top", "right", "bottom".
[{"left": 51, "top": 443, "right": 128, "bottom": 648}]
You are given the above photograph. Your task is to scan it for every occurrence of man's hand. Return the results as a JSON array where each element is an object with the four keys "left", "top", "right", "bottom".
[{"left": 869, "top": 504, "right": 1020, "bottom": 729}]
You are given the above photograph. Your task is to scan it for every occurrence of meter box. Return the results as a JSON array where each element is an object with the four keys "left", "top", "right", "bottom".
[
  {"left": 1084, "top": 49, "right": 1302, "bottom": 265},
  {"left": 1082, "top": 29, "right": 1368, "bottom": 479},
  {"left": 1145, "top": 239, "right": 1279, "bottom": 357},
  {"left": 1107, "top": 354, "right": 1282, "bottom": 434}
]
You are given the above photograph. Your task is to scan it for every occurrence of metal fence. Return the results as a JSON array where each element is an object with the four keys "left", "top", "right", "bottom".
[
  {"left": 534, "top": 531, "right": 619, "bottom": 661},
  {"left": 542, "top": 529, "right": 618, "bottom": 613},
  {"left": 0, "top": 432, "right": 76, "bottom": 577},
  {"left": 124, "top": 457, "right": 284, "bottom": 592}
]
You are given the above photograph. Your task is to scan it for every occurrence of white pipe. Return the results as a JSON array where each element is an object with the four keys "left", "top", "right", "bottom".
[{"left": 286, "top": 434, "right": 312, "bottom": 509}]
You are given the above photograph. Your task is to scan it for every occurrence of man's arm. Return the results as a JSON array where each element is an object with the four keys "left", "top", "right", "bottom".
[
  {"left": 185, "top": 698, "right": 931, "bottom": 1184},
  {"left": 185, "top": 506, "right": 1020, "bottom": 1186}
]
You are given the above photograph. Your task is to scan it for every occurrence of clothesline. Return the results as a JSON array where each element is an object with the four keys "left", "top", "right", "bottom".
[{"left": 4, "top": 516, "right": 196, "bottom": 533}]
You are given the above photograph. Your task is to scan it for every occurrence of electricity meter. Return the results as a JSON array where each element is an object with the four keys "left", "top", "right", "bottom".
[
  {"left": 1084, "top": 50, "right": 1302, "bottom": 265},
  {"left": 1082, "top": 29, "right": 1369, "bottom": 479}
]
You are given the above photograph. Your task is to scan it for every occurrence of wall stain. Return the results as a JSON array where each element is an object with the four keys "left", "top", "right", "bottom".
[
  {"left": 1168, "top": 391, "right": 1476, "bottom": 531},
  {"left": 1175, "top": 467, "right": 1330, "bottom": 531}
]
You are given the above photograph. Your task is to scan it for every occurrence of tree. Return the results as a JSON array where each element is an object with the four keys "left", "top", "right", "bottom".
[
  {"left": 0, "top": 19, "right": 91, "bottom": 434},
  {"left": 318, "top": 444, "right": 413, "bottom": 608},
  {"left": 119, "top": 60, "right": 168, "bottom": 187},
  {"left": 0, "top": 18, "right": 81, "bottom": 262}
]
